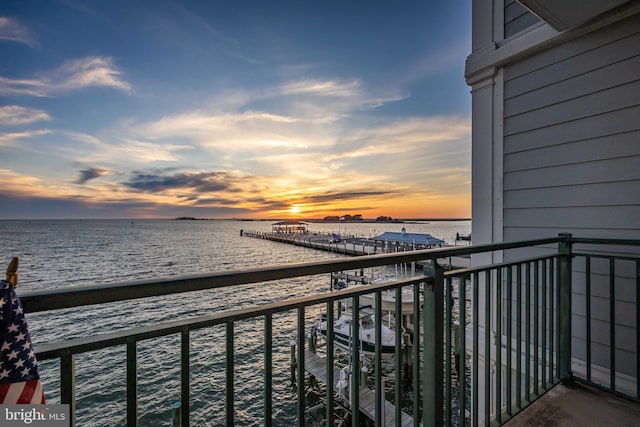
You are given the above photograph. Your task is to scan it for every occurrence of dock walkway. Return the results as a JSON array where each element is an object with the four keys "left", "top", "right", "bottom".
[
  {"left": 242, "top": 230, "right": 470, "bottom": 269},
  {"left": 243, "top": 230, "right": 377, "bottom": 256},
  {"left": 304, "top": 350, "right": 416, "bottom": 427}
]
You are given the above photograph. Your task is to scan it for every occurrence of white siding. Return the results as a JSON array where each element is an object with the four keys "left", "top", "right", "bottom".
[{"left": 502, "top": 12, "right": 640, "bottom": 382}]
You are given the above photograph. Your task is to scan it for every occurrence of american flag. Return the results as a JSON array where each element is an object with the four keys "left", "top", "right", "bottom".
[{"left": 0, "top": 279, "right": 45, "bottom": 404}]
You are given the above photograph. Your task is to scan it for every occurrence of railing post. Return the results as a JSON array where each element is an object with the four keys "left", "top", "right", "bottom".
[
  {"left": 423, "top": 260, "right": 444, "bottom": 425},
  {"left": 60, "top": 353, "right": 76, "bottom": 427},
  {"left": 558, "top": 233, "right": 573, "bottom": 382}
]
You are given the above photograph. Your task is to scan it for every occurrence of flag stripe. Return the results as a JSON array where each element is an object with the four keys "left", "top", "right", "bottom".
[
  {"left": 18, "top": 379, "right": 37, "bottom": 404},
  {"left": 0, "top": 381, "right": 25, "bottom": 403}
]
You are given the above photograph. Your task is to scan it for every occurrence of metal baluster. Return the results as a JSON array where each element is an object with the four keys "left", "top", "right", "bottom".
[
  {"left": 60, "top": 353, "right": 76, "bottom": 427},
  {"left": 326, "top": 301, "right": 335, "bottom": 427},
  {"left": 297, "top": 308, "right": 305, "bottom": 427},
  {"left": 586, "top": 256, "right": 592, "bottom": 383},
  {"left": 459, "top": 276, "right": 466, "bottom": 425},
  {"left": 516, "top": 263, "right": 522, "bottom": 410},
  {"left": 445, "top": 276, "right": 452, "bottom": 425},
  {"left": 495, "top": 268, "right": 502, "bottom": 424},
  {"left": 506, "top": 266, "right": 512, "bottom": 417},
  {"left": 127, "top": 339, "right": 137, "bottom": 427},
  {"left": 181, "top": 328, "right": 190, "bottom": 427},
  {"left": 472, "top": 273, "right": 479, "bottom": 426},
  {"left": 610, "top": 258, "right": 616, "bottom": 390},
  {"left": 484, "top": 270, "right": 491, "bottom": 424},
  {"left": 351, "top": 296, "right": 360, "bottom": 427},
  {"left": 226, "top": 322, "right": 234, "bottom": 427},
  {"left": 264, "top": 315, "right": 272, "bottom": 427}
]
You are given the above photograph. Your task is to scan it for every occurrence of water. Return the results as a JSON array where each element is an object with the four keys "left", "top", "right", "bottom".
[{"left": 0, "top": 219, "right": 470, "bottom": 426}]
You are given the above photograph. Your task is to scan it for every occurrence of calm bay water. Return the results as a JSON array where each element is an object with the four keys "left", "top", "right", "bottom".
[{"left": 0, "top": 219, "right": 470, "bottom": 426}]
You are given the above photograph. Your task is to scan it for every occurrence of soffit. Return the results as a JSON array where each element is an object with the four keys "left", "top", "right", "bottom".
[{"left": 517, "top": 0, "right": 630, "bottom": 30}]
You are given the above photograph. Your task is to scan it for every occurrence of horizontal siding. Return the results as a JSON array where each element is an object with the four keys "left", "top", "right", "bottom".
[
  {"left": 499, "top": 12, "right": 640, "bottom": 387},
  {"left": 504, "top": 227, "right": 640, "bottom": 245},
  {"left": 505, "top": 52, "right": 640, "bottom": 118},
  {"left": 505, "top": 181, "right": 640, "bottom": 209},
  {"left": 504, "top": 130, "right": 640, "bottom": 169},
  {"left": 504, "top": 206, "right": 640, "bottom": 230},
  {"left": 503, "top": 104, "right": 640, "bottom": 154},
  {"left": 504, "top": 155, "right": 640, "bottom": 189},
  {"left": 505, "top": 13, "right": 640, "bottom": 82},
  {"left": 504, "top": 78, "right": 640, "bottom": 135},
  {"left": 504, "top": 0, "right": 541, "bottom": 38}
]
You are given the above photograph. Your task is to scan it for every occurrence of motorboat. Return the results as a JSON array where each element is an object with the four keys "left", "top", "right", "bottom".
[
  {"left": 357, "top": 278, "right": 421, "bottom": 314},
  {"left": 314, "top": 310, "right": 402, "bottom": 358},
  {"left": 348, "top": 277, "right": 422, "bottom": 315}
]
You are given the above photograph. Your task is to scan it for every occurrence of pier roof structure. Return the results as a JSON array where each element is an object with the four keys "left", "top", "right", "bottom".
[
  {"left": 271, "top": 220, "right": 309, "bottom": 234},
  {"left": 373, "top": 228, "right": 444, "bottom": 247}
]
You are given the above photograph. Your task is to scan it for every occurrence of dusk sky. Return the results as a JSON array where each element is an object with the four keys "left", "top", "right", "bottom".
[{"left": 0, "top": 1, "right": 471, "bottom": 220}]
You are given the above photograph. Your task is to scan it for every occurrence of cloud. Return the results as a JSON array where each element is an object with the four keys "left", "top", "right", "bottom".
[
  {"left": 300, "top": 190, "right": 395, "bottom": 204},
  {"left": 52, "top": 57, "right": 132, "bottom": 93},
  {"left": 0, "top": 56, "right": 131, "bottom": 96},
  {"left": 142, "top": 110, "right": 298, "bottom": 137},
  {"left": 328, "top": 116, "right": 471, "bottom": 159},
  {"left": 0, "top": 76, "right": 47, "bottom": 97},
  {"left": 124, "top": 171, "right": 236, "bottom": 193},
  {"left": 277, "top": 77, "right": 408, "bottom": 112},
  {"left": 63, "top": 131, "right": 192, "bottom": 164},
  {"left": 0, "top": 106, "right": 52, "bottom": 125},
  {"left": 133, "top": 109, "right": 324, "bottom": 154},
  {"left": 0, "top": 129, "right": 52, "bottom": 146},
  {"left": 75, "top": 167, "right": 111, "bottom": 184},
  {"left": 280, "top": 78, "right": 362, "bottom": 97},
  {"left": 0, "top": 17, "right": 36, "bottom": 47}
]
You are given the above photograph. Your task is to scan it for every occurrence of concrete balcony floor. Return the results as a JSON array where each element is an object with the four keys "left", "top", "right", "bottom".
[{"left": 506, "top": 382, "right": 640, "bottom": 426}]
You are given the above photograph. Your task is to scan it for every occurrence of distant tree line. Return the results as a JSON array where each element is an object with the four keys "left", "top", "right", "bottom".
[
  {"left": 322, "top": 214, "right": 395, "bottom": 222},
  {"left": 323, "top": 214, "right": 363, "bottom": 222}
]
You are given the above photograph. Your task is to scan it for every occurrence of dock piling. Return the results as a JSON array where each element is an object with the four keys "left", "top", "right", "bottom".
[
  {"left": 290, "top": 340, "right": 297, "bottom": 384},
  {"left": 172, "top": 402, "right": 181, "bottom": 427}
]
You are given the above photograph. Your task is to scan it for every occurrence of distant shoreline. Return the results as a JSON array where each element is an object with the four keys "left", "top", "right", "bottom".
[{"left": 229, "top": 217, "right": 471, "bottom": 223}]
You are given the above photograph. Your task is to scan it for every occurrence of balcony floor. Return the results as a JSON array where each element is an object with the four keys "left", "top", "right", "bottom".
[{"left": 506, "top": 381, "right": 640, "bottom": 426}]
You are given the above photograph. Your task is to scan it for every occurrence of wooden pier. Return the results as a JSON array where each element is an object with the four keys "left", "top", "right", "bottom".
[
  {"left": 242, "top": 230, "right": 470, "bottom": 270},
  {"left": 304, "top": 350, "right": 417, "bottom": 427},
  {"left": 243, "top": 230, "right": 377, "bottom": 256}
]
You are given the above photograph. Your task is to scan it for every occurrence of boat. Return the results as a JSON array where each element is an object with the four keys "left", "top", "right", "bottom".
[
  {"left": 357, "top": 277, "right": 422, "bottom": 314},
  {"left": 315, "top": 310, "right": 402, "bottom": 358}
]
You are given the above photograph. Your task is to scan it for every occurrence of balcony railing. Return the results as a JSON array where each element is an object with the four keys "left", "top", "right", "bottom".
[{"left": 20, "top": 234, "right": 640, "bottom": 426}]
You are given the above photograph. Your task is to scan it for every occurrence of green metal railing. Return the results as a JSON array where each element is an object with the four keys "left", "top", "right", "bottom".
[{"left": 20, "top": 235, "right": 640, "bottom": 426}]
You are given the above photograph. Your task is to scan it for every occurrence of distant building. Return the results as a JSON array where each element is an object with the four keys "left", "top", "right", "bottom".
[{"left": 372, "top": 227, "right": 444, "bottom": 251}]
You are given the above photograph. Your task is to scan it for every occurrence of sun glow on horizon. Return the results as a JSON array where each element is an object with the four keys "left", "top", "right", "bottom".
[{"left": 288, "top": 205, "right": 302, "bottom": 214}]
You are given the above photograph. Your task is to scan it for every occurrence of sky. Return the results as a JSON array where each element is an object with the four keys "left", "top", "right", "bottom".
[{"left": 0, "top": 1, "right": 472, "bottom": 220}]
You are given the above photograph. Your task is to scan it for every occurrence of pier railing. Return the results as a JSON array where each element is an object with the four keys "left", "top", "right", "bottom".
[{"left": 19, "top": 234, "right": 640, "bottom": 426}]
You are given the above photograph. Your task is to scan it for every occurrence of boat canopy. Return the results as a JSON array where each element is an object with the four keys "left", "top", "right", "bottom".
[
  {"left": 271, "top": 220, "right": 309, "bottom": 234},
  {"left": 373, "top": 229, "right": 444, "bottom": 247}
]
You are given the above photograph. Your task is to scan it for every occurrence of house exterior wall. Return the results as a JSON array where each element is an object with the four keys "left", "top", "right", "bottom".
[
  {"left": 467, "top": 0, "right": 640, "bottom": 395},
  {"left": 504, "top": 0, "right": 540, "bottom": 37},
  {"left": 503, "top": 13, "right": 640, "bottom": 242}
]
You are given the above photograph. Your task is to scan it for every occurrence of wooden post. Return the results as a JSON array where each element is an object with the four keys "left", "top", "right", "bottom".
[
  {"left": 172, "top": 402, "right": 181, "bottom": 427},
  {"left": 290, "top": 340, "right": 297, "bottom": 384},
  {"left": 360, "top": 365, "right": 368, "bottom": 387}
]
